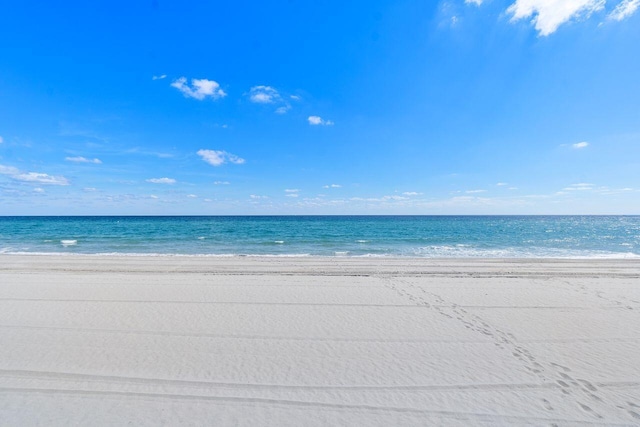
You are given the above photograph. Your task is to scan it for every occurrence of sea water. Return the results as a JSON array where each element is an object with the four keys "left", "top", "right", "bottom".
[{"left": 0, "top": 216, "right": 639, "bottom": 258}]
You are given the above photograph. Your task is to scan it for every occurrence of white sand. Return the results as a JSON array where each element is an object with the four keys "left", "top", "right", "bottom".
[{"left": 0, "top": 256, "right": 639, "bottom": 426}]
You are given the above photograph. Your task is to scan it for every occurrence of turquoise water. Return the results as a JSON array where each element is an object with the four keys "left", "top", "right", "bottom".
[{"left": 1, "top": 216, "right": 639, "bottom": 258}]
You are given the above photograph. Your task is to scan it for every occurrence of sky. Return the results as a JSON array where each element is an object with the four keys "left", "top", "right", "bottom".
[{"left": 1, "top": 0, "right": 639, "bottom": 215}]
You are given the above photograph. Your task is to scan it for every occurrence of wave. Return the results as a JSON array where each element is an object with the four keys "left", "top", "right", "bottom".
[
  {"left": 1, "top": 249, "right": 638, "bottom": 259},
  {"left": 60, "top": 240, "right": 78, "bottom": 247}
]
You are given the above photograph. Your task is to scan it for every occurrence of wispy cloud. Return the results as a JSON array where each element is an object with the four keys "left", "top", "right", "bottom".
[
  {"left": 248, "top": 86, "right": 280, "bottom": 103},
  {"left": 0, "top": 136, "right": 3, "bottom": 144},
  {"left": 171, "top": 77, "right": 226, "bottom": 100},
  {"left": 608, "top": 0, "right": 640, "bottom": 20},
  {"left": 466, "top": 189, "right": 487, "bottom": 194},
  {"left": 197, "top": 149, "right": 245, "bottom": 166},
  {"left": 507, "top": 0, "right": 605, "bottom": 36},
  {"left": 308, "top": 116, "right": 334, "bottom": 126},
  {"left": 563, "top": 182, "right": 594, "bottom": 191},
  {"left": 248, "top": 85, "right": 293, "bottom": 114},
  {"left": 187, "top": 194, "right": 198, "bottom": 198},
  {"left": 402, "top": 191, "right": 423, "bottom": 196},
  {"left": 323, "top": 184, "right": 342, "bottom": 188},
  {"left": 465, "top": 0, "right": 483, "bottom": 5},
  {"left": 285, "top": 189, "right": 300, "bottom": 198},
  {"left": 65, "top": 156, "right": 102, "bottom": 164},
  {"left": 33, "top": 187, "right": 45, "bottom": 193},
  {"left": 572, "top": 141, "right": 589, "bottom": 149},
  {"left": 214, "top": 181, "right": 230, "bottom": 185},
  {"left": 146, "top": 177, "right": 176, "bottom": 184},
  {"left": 0, "top": 164, "right": 70, "bottom": 185},
  {"left": 496, "top": 182, "right": 508, "bottom": 186},
  {"left": 250, "top": 194, "right": 268, "bottom": 199},
  {"left": 152, "top": 74, "right": 167, "bottom": 80}
]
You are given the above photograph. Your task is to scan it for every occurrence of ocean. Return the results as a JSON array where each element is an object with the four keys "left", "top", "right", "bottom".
[{"left": 0, "top": 216, "right": 639, "bottom": 258}]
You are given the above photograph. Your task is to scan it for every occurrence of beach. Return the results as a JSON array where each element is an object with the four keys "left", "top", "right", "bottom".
[{"left": 1, "top": 255, "right": 639, "bottom": 425}]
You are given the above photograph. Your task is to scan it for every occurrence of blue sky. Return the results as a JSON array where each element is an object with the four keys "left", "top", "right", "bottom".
[{"left": 1, "top": 0, "right": 639, "bottom": 215}]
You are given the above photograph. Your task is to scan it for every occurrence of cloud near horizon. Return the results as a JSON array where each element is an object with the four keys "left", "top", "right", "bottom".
[
  {"left": 146, "top": 177, "right": 176, "bottom": 184},
  {"left": 197, "top": 149, "right": 245, "bottom": 166},
  {"left": 572, "top": 141, "right": 589, "bottom": 149},
  {"left": 65, "top": 156, "right": 102, "bottom": 164},
  {"left": 0, "top": 164, "right": 70, "bottom": 185},
  {"left": 171, "top": 77, "right": 226, "bottom": 100}
]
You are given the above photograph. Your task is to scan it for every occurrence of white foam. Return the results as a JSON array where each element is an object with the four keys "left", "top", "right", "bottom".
[
  {"left": 60, "top": 240, "right": 77, "bottom": 247},
  {"left": 356, "top": 240, "right": 369, "bottom": 243},
  {"left": 197, "top": 237, "right": 205, "bottom": 240},
  {"left": 274, "top": 241, "right": 285, "bottom": 244}
]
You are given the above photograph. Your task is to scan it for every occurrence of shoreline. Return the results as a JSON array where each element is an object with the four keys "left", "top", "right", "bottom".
[{"left": 1, "top": 256, "right": 639, "bottom": 425}]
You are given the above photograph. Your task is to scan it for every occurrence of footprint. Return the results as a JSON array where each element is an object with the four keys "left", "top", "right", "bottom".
[
  {"left": 542, "top": 398, "right": 554, "bottom": 411},
  {"left": 629, "top": 410, "right": 640, "bottom": 419},
  {"left": 557, "top": 380, "right": 570, "bottom": 388},
  {"left": 578, "top": 403, "right": 603, "bottom": 419},
  {"left": 578, "top": 379, "right": 597, "bottom": 392},
  {"left": 550, "top": 363, "right": 571, "bottom": 372}
]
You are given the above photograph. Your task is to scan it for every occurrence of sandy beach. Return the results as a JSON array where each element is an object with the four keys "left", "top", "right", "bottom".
[{"left": 1, "top": 255, "right": 639, "bottom": 426}]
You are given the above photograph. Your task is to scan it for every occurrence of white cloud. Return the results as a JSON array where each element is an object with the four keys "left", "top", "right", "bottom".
[
  {"left": 83, "top": 187, "right": 97, "bottom": 192},
  {"left": 286, "top": 193, "right": 299, "bottom": 198},
  {"left": 197, "top": 149, "right": 245, "bottom": 166},
  {"left": 0, "top": 165, "right": 19, "bottom": 175},
  {"left": 285, "top": 189, "right": 300, "bottom": 193},
  {"left": 275, "top": 106, "right": 291, "bottom": 114},
  {"left": 187, "top": 194, "right": 198, "bottom": 198},
  {"left": 402, "top": 192, "right": 422, "bottom": 196},
  {"left": 146, "top": 177, "right": 176, "bottom": 184},
  {"left": 150, "top": 195, "right": 159, "bottom": 199},
  {"left": 171, "top": 77, "right": 226, "bottom": 100},
  {"left": 65, "top": 156, "right": 102, "bottom": 164},
  {"left": 608, "top": 0, "right": 640, "bottom": 20},
  {"left": 466, "top": 189, "right": 487, "bottom": 194},
  {"left": 249, "top": 86, "right": 280, "bottom": 104},
  {"left": 507, "top": 0, "right": 605, "bottom": 36},
  {"left": 572, "top": 141, "right": 589, "bottom": 149},
  {"left": 465, "top": 0, "right": 483, "bottom": 5},
  {"left": 152, "top": 74, "right": 167, "bottom": 80},
  {"left": 15, "top": 172, "right": 69, "bottom": 185},
  {"left": 308, "top": 116, "right": 334, "bottom": 126},
  {"left": 0, "top": 136, "right": 3, "bottom": 143},
  {"left": 496, "top": 182, "right": 508, "bottom": 186},
  {"left": 250, "top": 194, "right": 268, "bottom": 199},
  {"left": 0, "top": 164, "right": 69, "bottom": 185},
  {"left": 563, "top": 182, "right": 594, "bottom": 191},
  {"left": 290, "top": 95, "right": 301, "bottom": 101},
  {"left": 323, "top": 184, "right": 342, "bottom": 188},
  {"left": 214, "top": 181, "right": 230, "bottom": 185},
  {"left": 33, "top": 187, "right": 45, "bottom": 193}
]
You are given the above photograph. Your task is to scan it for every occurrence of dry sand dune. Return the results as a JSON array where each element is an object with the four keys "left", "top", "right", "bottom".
[{"left": 1, "top": 256, "right": 639, "bottom": 425}]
